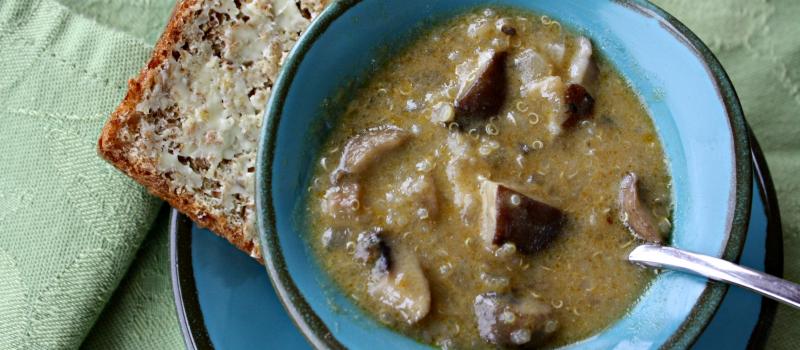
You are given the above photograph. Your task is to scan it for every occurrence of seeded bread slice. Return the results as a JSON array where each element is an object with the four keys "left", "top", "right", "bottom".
[{"left": 98, "top": 0, "right": 328, "bottom": 259}]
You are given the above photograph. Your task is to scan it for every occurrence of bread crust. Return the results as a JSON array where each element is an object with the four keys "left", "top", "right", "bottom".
[{"left": 98, "top": 0, "right": 261, "bottom": 260}]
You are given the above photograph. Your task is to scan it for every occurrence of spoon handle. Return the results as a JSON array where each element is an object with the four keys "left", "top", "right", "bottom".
[{"left": 629, "top": 244, "right": 800, "bottom": 309}]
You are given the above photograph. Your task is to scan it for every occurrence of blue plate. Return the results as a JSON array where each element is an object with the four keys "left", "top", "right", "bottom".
[{"left": 170, "top": 134, "right": 781, "bottom": 350}]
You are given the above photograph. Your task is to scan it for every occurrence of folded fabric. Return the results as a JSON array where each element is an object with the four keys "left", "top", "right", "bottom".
[{"left": 0, "top": 0, "right": 163, "bottom": 347}]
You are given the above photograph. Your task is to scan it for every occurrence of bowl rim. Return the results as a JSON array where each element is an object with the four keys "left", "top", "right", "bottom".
[{"left": 255, "top": 0, "right": 753, "bottom": 349}]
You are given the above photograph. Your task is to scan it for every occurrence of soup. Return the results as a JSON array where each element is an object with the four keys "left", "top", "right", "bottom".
[{"left": 304, "top": 7, "right": 672, "bottom": 349}]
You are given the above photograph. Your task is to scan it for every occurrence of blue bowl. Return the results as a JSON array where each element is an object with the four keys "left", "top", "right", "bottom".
[{"left": 256, "top": 0, "right": 752, "bottom": 348}]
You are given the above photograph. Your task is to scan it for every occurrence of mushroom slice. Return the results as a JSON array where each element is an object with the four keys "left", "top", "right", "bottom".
[
  {"left": 619, "top": 172, "right": 663, "bottom": 243},
  {"left": 542, "top": 42, "right": 566, "bottom": 66},
  {"left": 445, "top": 133, "right": 487, "bottom": 223},
  {"left": 521, "top": 78, "right": 594, "bottom": 136},
  {"left": 480, "top": 180, "right": 566, "bottom": 254},
  {"left": 562, "top": 83, "right": 595, "bottom": 128},
  {"left": 368, "top": 241, "right": 431, "bottom": 325},
  {"left": 474, "top": 292, "right": 558, "bottom": 347},
  {"left": 331, "top": 125, "right": 410, "bottom": 184},
  {"left": 454, "top": 50, "right": 508, "bottom": 124},
  {"left": 353, "top": 227, "right": 388, "bottom": 265},
  {"left": 566, "top": 36, "right": 596, "bottom": 85},
  {"left": 521, "top": 76, "right": 568, "bottom": 136},
  {"left": 514, "top": 48, "right": 554, "bottom": 87}
]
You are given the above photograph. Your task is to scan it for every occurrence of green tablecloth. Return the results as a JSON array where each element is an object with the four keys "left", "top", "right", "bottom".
[{"left": 0, "top": 0, "right": 796, "bottom": 349}]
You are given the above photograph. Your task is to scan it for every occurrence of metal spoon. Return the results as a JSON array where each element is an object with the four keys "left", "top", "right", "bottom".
[
  {"left": 618, "top": 172, "right": 800, "bottom": 309},
  {"left": 629, "top": 244, "right": 800, "bottom": 309}
]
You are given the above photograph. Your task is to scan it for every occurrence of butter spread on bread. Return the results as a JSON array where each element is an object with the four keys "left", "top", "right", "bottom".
[{"left": 98, "top": 0, "right": 329, "bottom": 259}]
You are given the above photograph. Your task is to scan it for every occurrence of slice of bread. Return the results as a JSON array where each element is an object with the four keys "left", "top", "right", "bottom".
[{"left": 98, "top": 0, "right": 328, "bottom": 259}]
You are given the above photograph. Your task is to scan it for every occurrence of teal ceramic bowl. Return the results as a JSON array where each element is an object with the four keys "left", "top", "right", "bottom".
[{"left": 256, "top": 0, "right": 752, "bottom": 348}]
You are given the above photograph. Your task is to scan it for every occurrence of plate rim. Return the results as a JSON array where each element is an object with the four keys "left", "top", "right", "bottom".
[
  {"left": 745, "top": 128, "right": 784, "bottom": 349},
  {"left": 170, "top": 210, "right": 214, "bottom": 350}
]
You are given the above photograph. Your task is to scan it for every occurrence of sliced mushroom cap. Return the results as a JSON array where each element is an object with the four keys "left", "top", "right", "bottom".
[
  {"left": 354, "top": 228, "right": 388, "bottom": 265},
  {"left": 368, "top": 240, "right": 431, "bottom": 325},
  {"left": 567, "top": 36, "right": 596, "bottom": 85},
  {"left": 454, "top": 50, "right": 508, "bottom": 124},
  {"left": 542, "top": 41, "right": 566, "bottom": 66},
  {"left": 480, "top": 180, "right": 566, "bottom": 254},
  {"left": 514, "top": 48, "right": 554, "bottom": 88},
  {"left": 474, "top": 292, "right": 558, "bottom": 347},
  {"left": 500, "top": 24, "right": 517, "bottom": 36},
  {"left": 521, "top": 75, "right": 567, "bottom": 137},
  {"left": 331, "top": 125, "right": 410, "bottom": 184},
  {"left": 562, "top": 83, "right": 595, "bottom": 128},
  {"left": 618, "top": 172, "right": 663, "bottom": 243},
  {"left": 445, "top": 133, "right": 491, "bottom": 223}
]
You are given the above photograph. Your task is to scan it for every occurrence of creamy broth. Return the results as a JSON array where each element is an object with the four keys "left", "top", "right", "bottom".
[{"left": 304, "top": 8, "right": 672, "bottom": 349}]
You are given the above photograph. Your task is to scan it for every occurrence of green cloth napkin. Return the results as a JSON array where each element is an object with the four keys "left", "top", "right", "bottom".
[
  {"left": 0, "top": 0, "right": 164, "bottom": 348},
  {"left": 0, "top": 0, "right": 796, "bottom": 349}
]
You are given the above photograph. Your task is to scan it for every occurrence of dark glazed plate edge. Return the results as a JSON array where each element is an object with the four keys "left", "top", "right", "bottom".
[
  {"left": 170, "top": 209, "right": 214, "bottom": 350},
  {"left": 745, "top": 127, "right": 784, "bottom": 349}
]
